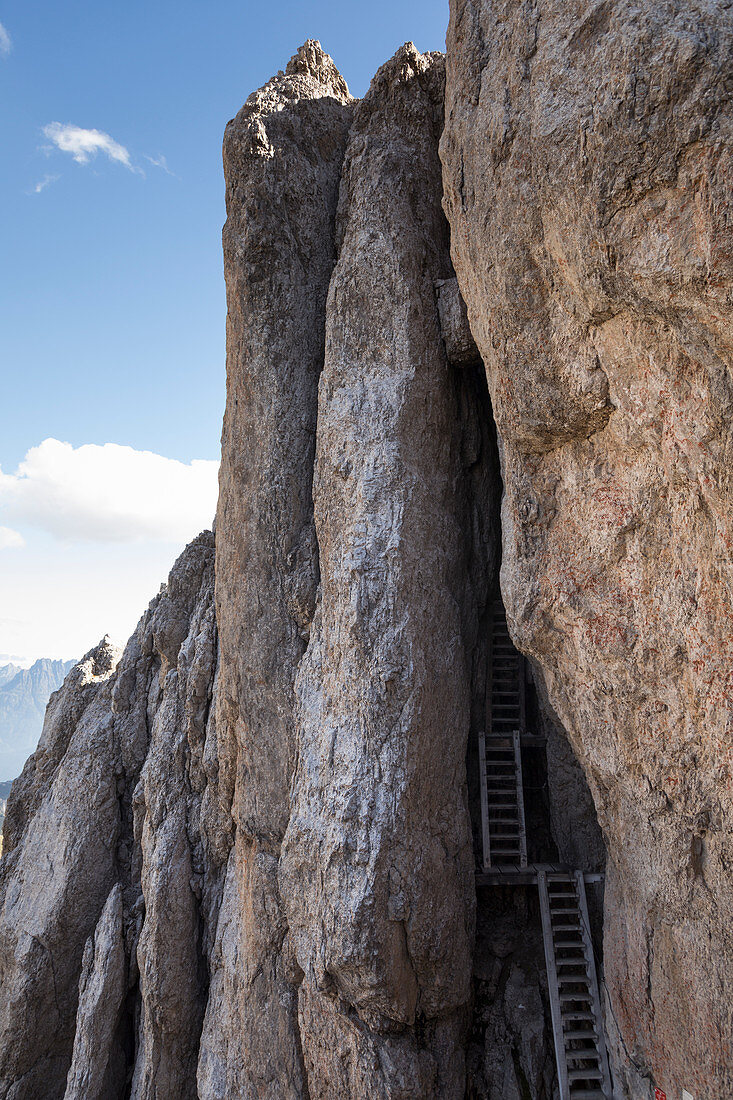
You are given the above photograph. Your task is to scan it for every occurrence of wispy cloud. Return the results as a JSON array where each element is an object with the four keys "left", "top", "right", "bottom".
[
  {"left": 145, "top": 153, "right": 177, "bottom": 177},
  {"left": 30, "top": 174, "right": 60, "bottom": 195},
  {"left": 0, "top": 527, "right": 24, "bottom": 551},
  {"left": 0, "top": 22, "right": 11, "bottom": 57},
  {"left": 42, "top": 122, "right": 140, "bottom": 172},
  {"left": 0, "top": 439, "right": 218, "bottom": 543}
]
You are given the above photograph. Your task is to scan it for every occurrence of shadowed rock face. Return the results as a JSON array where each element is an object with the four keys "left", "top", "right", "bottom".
[
  {"left": 0, "top": 19, "right": 730, "bottom": 1100},
  {"left": 441, "top": 2, "right": 733, "bottom": 1097}
]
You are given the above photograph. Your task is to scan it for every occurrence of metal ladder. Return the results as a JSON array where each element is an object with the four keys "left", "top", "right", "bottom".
[
  {"left": 478, "top": 600, "right": 528, "bottom": 868},
  {"left": 478, "top": 729, "right": 527, "bottom": 868},
  {"left": 537, "top": 869, "right": 613, "bottom": 1099},
  {"left": 487, "top": 600, "right": 526, "bottom": 737}
]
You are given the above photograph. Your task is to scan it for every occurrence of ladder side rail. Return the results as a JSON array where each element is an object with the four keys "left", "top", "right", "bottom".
[
  {"left": 538, "top": 869, "right": 570, "bottom": 1100},
  {"left": 478, "top": 729, "right": 492, "bottom": 870},
  {"left": 513, "top": 729, "right": 528, "bottom": 868},
  {"left": 485, "top": 614, "right": 494, "bottom": 736},
  {"left": 518, "top": 652, "right": 527, "bottom": 737},
  {"left": 574, "top": 870, "right": 614, "bottom": 1098}
]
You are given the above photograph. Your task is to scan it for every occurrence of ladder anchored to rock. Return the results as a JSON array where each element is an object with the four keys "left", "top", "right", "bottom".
[
  {"left": 478, "top": 730, "right": 527, "bottom": 868},
  {"left": 538, "top": 869, "right": 613, "bottom": 1098},
  {"left": 479, "top": 599, "right": 529, "bottom": 869},
  {"left": 478, "top": 599, "right": 613, "bottom": 1098}
]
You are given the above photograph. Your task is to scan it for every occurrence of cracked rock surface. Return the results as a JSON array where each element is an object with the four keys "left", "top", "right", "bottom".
[{"left": 441, "top": 2, "right": 733, "bottom": 1096}]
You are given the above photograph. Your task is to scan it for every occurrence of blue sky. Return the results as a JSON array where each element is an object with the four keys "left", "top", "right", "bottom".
[{"left": 0, "top": 0, "right": 448, "bottom": 665}]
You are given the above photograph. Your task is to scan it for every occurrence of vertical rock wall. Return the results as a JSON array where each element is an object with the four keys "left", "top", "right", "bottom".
[
  {"left": 211, "top": 41, "right": 500, "bottom": 1097},
  {"left": 199, "top": 43, "right": 354, "bottom": 1098},
  {"left": 280, "top": 45, "right": 482, "bottom": 1098},
  {"left": 441, "top": 2, "right": 733, "bottom": 1096}
]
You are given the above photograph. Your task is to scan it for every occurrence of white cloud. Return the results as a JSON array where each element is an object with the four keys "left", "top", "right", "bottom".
[
  {"left": 145, "top": 153, "right": 176, "bottom": 177},
  {"left": 0, "top": 439, "right": 218, "bottom": 543},
  {"left": 0, "top": 22, "right": 11, "bottom": 57},
  {"left": 42, "top": 122, "right": 137, "bottom": 171},
  {"left": 0, "top": 527, "right": 24, "bottom": 550},
  {"left": 0, "top": 537, "right": 186, "bottom": 668},
  {"left": 30, "top": 174, "right": 60, "bottom": 195}
]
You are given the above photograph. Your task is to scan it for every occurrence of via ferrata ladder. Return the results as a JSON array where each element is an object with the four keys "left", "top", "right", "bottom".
[{"left": 538, "top": 869, "right": 613, "bottom": 1098}]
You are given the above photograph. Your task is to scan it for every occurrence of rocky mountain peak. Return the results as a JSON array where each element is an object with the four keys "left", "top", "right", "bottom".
[
  {"left": 285, "top": 38, "right": 352, "bottom": 101},
  {"left": 0, "top": 5, "right": 730, "bottom": 1099}
]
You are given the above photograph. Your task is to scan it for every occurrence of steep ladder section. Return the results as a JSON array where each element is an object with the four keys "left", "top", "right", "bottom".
[
  {"left": 478, "top": 730, "right": 527, "bottom": 868},
  {"left": 538, "top": 869, "right": 612, "bottom": 1099},
  {"left": 487, "top": 600, "right": 526, "bottom": 736},
  {"left": 479, "top": 600, "right": 528, "bottom": 868}
]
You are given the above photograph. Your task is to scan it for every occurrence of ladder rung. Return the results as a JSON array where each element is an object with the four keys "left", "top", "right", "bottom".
[
  {"left": 568, "top": 1069, "right": 603, "bottom": 1082},
  {"left": 490, "top": 847, "right": 522, "bottom": 855},
  {"left": 557, "top": 957, "right": 588, "bottom": 966},
  {"left": 553, "top": 922, "right": 582, "bottom": 931},
  {"left": 550, "top": 907, "right": 580, "bottom": 914},
  {"left": 560, "top": 993, "right": 592, "bottom": 1004},
  {"left": 560, "top": 1010, "right": 595, "bottom": 1021},
  {"left": 555, "top": 939, "right": 584, "bottom": 949},
  {"left": 563, "top": 1029, "right": 598, "bottom": 1041},
  {"left": 567, "top": 1092, "right": 605, "bottom": 1099}
]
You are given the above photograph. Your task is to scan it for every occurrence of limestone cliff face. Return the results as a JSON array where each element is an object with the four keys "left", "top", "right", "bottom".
[
  {"left": 280, "top": 48, "right": 487, "bottom": 1097},
  {"left": 0, "top": 532, "right": 216, "bottom": 1099},
  {"left": 199, "top": 43, "right": 353, "bottom": 1098},
  {"left": 209, "top": 42, "right": 497, "bottom": 1098},
  {"left": 0, "top": 22, "right": 730, "bottom": 1100},
  {"left": 441, "top": 2, "right": 733, "bottom": 1097}
]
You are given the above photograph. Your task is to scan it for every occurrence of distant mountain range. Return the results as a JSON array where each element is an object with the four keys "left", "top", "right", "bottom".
[
  {"left": 0, "top": 659, "right": 76, "bottom": 783},
  {"left": 0, "top": 779, "right": 12, "bottom": 849}
]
